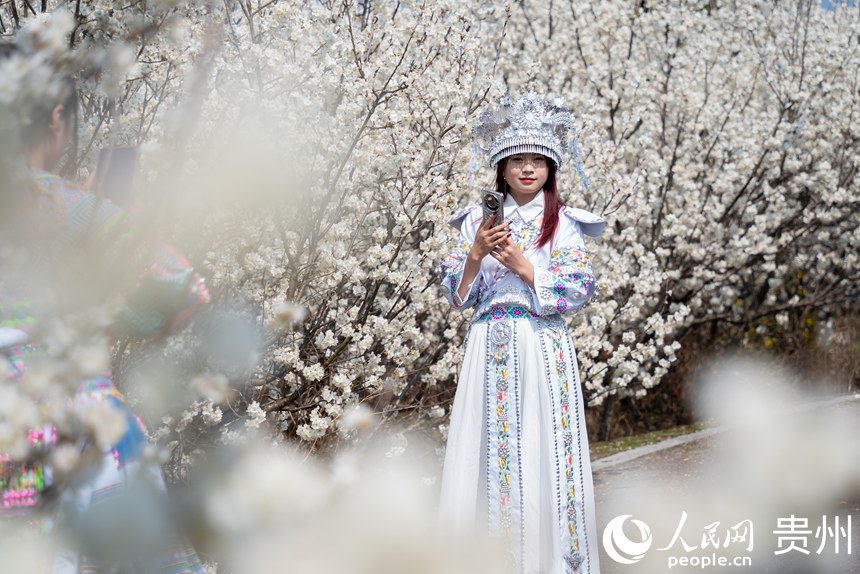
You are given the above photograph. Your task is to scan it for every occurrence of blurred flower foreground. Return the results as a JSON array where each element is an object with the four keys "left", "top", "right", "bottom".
[{"left": 598, "top": 353, "right": 860, "bottom": 573}]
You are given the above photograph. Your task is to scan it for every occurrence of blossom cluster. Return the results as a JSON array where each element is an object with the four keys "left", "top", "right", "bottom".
[
  {"left": 0, "top": 1, "right": 857, "bottom": 570},
  {"left": 1, "top": 1, "right": 857, "bottom": 459},
  {"left": 179, "top": 1, "right": 859, "bottom": 447}
]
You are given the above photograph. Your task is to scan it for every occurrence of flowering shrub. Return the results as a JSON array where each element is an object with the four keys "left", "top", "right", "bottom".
[
  {"left": 1, "top": 1, "right": 858, "bottom": 571},
  {"left": 187, "top": 1, "right": 859, "bottom": 447},
  {"left": 496, "top": 2, "right": 860, "bottom": 426},
  {"left": 2, "top": 1, "right": 857, "bottom": 458}
]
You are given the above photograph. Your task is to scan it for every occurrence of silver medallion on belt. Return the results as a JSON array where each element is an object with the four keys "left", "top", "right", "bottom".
[{"left": 489, "top": 319, "right": 512, "bottom": 346}]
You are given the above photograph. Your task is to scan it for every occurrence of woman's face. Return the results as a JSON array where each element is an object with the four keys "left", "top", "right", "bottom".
[{"left": 503, "top": 153, "right": 549, "bottom": 198}]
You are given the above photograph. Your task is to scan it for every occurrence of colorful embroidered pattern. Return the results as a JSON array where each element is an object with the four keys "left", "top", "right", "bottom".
[
  {"left": 112, "top": 243, "right": 212, "bottom": 339},
  {"left": 492, "top": 328, "right": 513, "bottom": 531},
  {"left": 535, "top": 245, "right": 597, "bottom": 315},
  {"left": 476, "top": 305, "right": 539, "bottom": 322},
  {"left": 439, "top": 241, "right": 484, "bottom": 308},
  {"left": 549, "top": 330, "right": 583, "bottom": 568},
  {"left": 0, "top": 462, "right": 46, "bottom": 510},
  {"left": 1, "top": 170, "right": 212, "bottom": 573},
  {"left": 0, "top": 426, "right": 56, "bottom": 511},
  {"left": 509, "top": 213, "right": 543, "bottom": 250},
  {"left": 32, "top": 170, "right": 126, "bottom": 247},
  {"left": 75, "top": 376, "right": 127, "bottom": 406},
  {"left": 28, "top": 171, "right": 211, "bottom": 341},
  {"left": 549, "top": 246, "right": 591, "bottom": 279}
]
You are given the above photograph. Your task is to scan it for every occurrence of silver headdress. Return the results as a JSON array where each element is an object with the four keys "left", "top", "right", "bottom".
[
  {"left": 470, "top": 92, "right": 590, "bottom": 191},
  {"left": 472, "top": 92, "right": 575, "bottom": 169}
]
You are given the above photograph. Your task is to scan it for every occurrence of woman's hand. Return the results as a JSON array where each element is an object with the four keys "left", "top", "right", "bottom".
[
  {"left": 82, "top": 168, "right": 98, "bottom": 191},
  {"left": 491, "top": 235, "right": 535, "bottom": 289},
  {"left": 468, "top": 214, "right": 510, "bottom": 263},
  {"left": 455, "top": 215, "right": 510, "bottom": 304}
]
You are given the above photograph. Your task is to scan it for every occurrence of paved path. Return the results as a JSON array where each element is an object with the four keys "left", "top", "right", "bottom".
[{"left": 591, "top": 394, "right": 860, "bottom": 573}]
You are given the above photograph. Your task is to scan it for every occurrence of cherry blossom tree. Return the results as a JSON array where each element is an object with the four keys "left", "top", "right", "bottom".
[
  {"left": 2, "top": 0, "right": 857, "bottom": 455},
  {"left": 494, "top": 0, "right": 860, "bottom": 436},
  {"left": 1, "top": 1, "right": 858, "bottom": 569}
]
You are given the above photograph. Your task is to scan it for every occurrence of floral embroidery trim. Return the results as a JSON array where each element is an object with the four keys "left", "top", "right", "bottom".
[
  {"left": 535, "top": 245, "right": 598, "bottom": 314},
  {"left": 439, "top": 241, "right": 484, "bottom": 308},
  {"left": 0, "top": 425, "right": 55, "bottom": 511},
  {"left": 509, "top": 213, "right": 543, "bottom": 250},
  {"left": 549, "top": 246, "right": 590, "bottom": 273},
  {"left": 549, "top": 330, "right": 582, "bottom": 566},
  {"left": 492, "top": 324, "right": 512, "bottom": 532},
  {"left": 564, "top": 552, "right": 585, "bottom": 573},
  {"left": 475, "top": 305, "right": 539, "bottom": 322}
]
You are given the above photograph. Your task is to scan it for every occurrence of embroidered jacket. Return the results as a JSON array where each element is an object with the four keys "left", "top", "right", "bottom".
[
  {"left": 1, "top": 170, "right": 210, "bottom": 517},
  {"left": 437, "top": 190, "right": 605, "bottom": 319}
]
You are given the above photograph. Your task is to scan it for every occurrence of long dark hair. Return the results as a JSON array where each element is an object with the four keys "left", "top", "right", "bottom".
[
  {"left": 495, "top": 156, "right": 565, "bottom": 249},
  {"left": 0, "top": 42, "right": 79, "bottom": 176}
]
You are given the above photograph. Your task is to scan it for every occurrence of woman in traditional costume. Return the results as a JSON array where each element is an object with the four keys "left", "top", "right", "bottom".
[
  {"left": 0, "top": 41, "right": 211, "bottom": 573},
  {"left": 438, "top": 93, "right": 605, "bottom": 574}
]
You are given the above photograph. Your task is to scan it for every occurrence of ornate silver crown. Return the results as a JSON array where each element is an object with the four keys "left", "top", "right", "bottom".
[{"left": 472, "top": 92, "right": 574, "bottom": 168}]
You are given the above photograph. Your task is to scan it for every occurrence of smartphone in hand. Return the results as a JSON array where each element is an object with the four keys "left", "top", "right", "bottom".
[
  {"left": 95, "top": 146, "right": 137, "bottom": 208},
  {"left": 482, "top": 188, "right": 504, "bottom": 224}
]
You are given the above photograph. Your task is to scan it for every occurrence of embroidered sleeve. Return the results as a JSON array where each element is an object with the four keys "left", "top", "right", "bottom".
[
  {"left": 437, "top": 206, "right": 485, "bottom": 310},
  {"left": 438, "top": 240, "right": 484, "bottom": 310},
  {"left": 532, "top": 243, "right": 598, "bottom": 316},
  {"left": 41, "top": 179, "right": 211, "bottom": 339},
  {"left": 111, "top": 243, "right": 211, "bottom": 338}
]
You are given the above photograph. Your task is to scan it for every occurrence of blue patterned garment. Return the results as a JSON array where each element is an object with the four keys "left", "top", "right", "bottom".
[{"left": 1, "top": 170, "right": 211, "bottom": 573}]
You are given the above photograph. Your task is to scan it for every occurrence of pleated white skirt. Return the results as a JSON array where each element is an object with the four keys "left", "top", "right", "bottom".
[{"left": 439, "top": 313, "right": 601, "bottom": 574}]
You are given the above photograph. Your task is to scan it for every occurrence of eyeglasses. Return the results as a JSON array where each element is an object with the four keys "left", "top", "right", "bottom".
[{"left": 507, "top": 155, "right": 548, "bottom": 169}]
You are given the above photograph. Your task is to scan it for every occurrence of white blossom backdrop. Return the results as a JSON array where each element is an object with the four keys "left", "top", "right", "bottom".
[
  {"left": 1, "top": 0, "right": 858, "bottom": 472},
  {"left": 2, "top": 1, "right": 859, "bottom": 572}
]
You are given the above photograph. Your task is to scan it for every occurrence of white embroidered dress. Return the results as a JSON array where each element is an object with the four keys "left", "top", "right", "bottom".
[{"left": 437, "top": 190, "right": 605, "bottom": 574}]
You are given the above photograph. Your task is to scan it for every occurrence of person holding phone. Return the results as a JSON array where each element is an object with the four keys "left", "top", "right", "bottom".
[
  {"left": 437, "top": 93, "right": 606, "bottom": 574},
  {"left": 94, "top": 146, "right": 138, "bottom": 208},
  {"left": 0, "top": 41, "right": 210, "bottom": 573}
]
